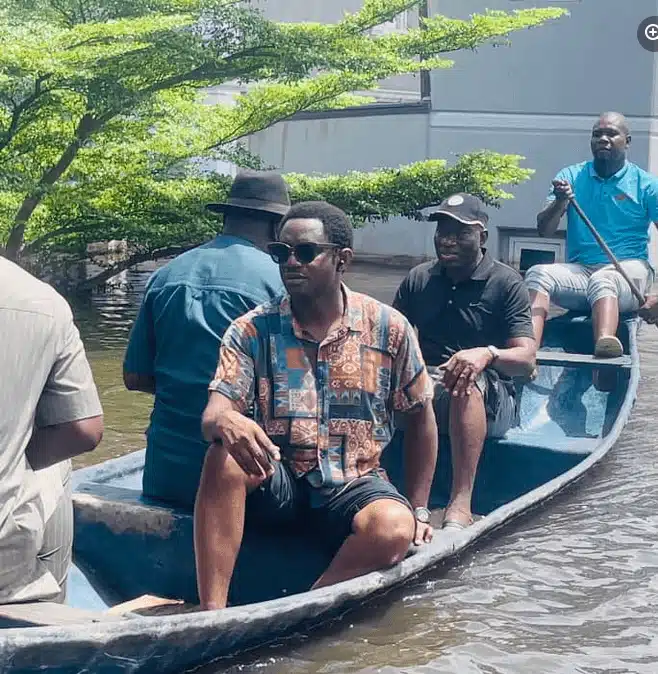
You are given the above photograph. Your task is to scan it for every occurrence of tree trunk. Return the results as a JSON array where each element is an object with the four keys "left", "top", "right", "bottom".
[{"left": 4, "top": 114, "right": 101, "bottom": 261}]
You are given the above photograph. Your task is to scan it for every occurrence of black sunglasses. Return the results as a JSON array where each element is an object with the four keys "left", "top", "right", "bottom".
[{"left": 267, "top": 242, "right": 340, "bottom": 265}]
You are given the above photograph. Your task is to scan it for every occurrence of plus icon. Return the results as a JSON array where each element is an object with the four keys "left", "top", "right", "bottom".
[{"left": 639, "top": 17, "right": 658, "bottom": 51}]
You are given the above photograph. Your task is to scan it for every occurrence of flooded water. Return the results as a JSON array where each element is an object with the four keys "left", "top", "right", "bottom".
[{"left": 70, "top": 261, "right": 658, "bottom": 673}]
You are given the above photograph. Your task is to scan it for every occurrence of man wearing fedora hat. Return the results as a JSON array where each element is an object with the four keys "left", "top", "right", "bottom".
[
  {"left": 392, "top": 193, "right": 536, "bottom": 530},
  {"left": 123, "top": 169, "right": 290, "bottom": 509}
]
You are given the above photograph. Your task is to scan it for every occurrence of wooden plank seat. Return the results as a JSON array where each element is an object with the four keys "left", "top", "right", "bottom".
[{"left": 536, "top": 350, "right": 632, "bottom": 370}]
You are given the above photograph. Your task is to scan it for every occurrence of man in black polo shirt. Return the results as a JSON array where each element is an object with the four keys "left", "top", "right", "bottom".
[{"left": 393, "top": 193, "right": 536, "bottom": 530}]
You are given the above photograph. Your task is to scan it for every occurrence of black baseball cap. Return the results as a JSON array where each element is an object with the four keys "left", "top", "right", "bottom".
[{"left": 428, "top": 193, "right": 489, "bottom": 230}]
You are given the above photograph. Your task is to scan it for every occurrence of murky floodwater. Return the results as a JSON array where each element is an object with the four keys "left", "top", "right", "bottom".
[{"left": 70, "top": 261, "right": 658, "bottom": 673}]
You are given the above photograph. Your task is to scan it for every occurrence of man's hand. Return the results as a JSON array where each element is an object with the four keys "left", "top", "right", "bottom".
[
  {"left": 210, "top": 409, "right": 280, "bottom": 479},
  {"left": 639, "top": 295, "right": 658, "bottom": 325},
  {"left": 552, "top": 179, "right": 574, "bottom": 202},
  {"left": 439, "top": 347, "right": 494, "bottom": 397},
  {"left": 414, "top": 521, "right": 433, "bottom": 546}
]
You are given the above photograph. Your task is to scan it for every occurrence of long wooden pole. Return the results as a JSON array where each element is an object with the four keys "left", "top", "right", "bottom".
[{"left": 568, "top": 195, "right": 646, "bottom": 305}]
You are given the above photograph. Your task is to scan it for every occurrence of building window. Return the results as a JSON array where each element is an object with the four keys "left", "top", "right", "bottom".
[{"left": 507, "top": 235, "right": 565, "bottom": 275}]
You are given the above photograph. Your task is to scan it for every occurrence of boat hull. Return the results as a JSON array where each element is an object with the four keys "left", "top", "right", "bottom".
[{"left": 0, "top": 314, "right": 642, "bottom": 673}]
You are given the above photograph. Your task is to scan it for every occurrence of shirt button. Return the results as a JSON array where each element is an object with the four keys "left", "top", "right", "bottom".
[
  {"left": 451, "top": 286, "right": 456, "bottom": 290},
  {"left": 447, "top": 300, "right": 453, "bottom": 305}
]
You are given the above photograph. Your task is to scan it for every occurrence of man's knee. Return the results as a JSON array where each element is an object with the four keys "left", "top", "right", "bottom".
[
  {"left": 448, "top": 383, "right": 486, "bottom": 416},
  {"left": 524, "top": 264, "right": 557, "bottom": 298},
  {"left": 199, "top": 443, "right": 263, "bottom": 492},
  {"left": 586, "top": 270, "right": 621, "bottom": 307},
  {"left": 588, "top": 265, "right": 648, "bottom": 312},
  {"left": 352, "top": 500, "right": 415, "bottom": 566}
]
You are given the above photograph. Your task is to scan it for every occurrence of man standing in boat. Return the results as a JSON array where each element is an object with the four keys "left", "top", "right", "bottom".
[
  {"left": 525, "top": 112, "right": 658, "bottom": 356},
  {"left": 123, "top": 170, "right": 289, "bottom": 509},
  {"left": 0, "top": 258, "right": 104, "bottom": 604},
  {"left": 195, "top": 201, "right": 438, "bottom": 610},
  {"left": 392, "top": 193, "right": 536, "bottom": 531}
]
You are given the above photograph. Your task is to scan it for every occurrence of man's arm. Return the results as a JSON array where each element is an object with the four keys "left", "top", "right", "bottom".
[
  {"left": 441, "top": 278, "right": 537, "bottom": 394},
  {"left": 392, "top": 274, "right": 414, "bottom": 324},
  {"left": 26, "top": 417, "right": 103, "bottom": 470},
  {"left": 537, "top": 174, "right": 573, "bottom": 238},
  {"left": 490, "top": 336, "right": 536, "bottom": 379},
  {"left": 638, "top": 182, "right": 658, "bottom": 322},
  {"left": 27, "top": 298, "right": 104, "bottom": 470},
  {"left": 389, "top": 315, "right": 437, "bottom": 542},
  {"left": 399, "top": 399, "right": 438, "bottom": 511},
  {"left": 491, "top": 274, "right": 537, "bottom": 377},
  {"left": 537, "top": 198, "right": 569, "bottom": 238},
  {"left": 123, "top": 372, "right": 155, "bottom": 394},
  {"left": 494, "top": 276, "right": 537, "bottom": 378},
  {"left": 201, "top": 391, "right": 279, "bottom": 477},
  {"left": 123, "top": 283, "right": 157, "bottom": 394}
]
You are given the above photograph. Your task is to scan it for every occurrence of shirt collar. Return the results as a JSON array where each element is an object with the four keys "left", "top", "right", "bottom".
[
  {"left": 587, "top": 159, "right": 629, "bottom": 182},
  {"left": 279, "top": 283, "right": 363, "bottom": 341},
  {"left": 431, "top": 249, "right": 495, "bottom": 282}
]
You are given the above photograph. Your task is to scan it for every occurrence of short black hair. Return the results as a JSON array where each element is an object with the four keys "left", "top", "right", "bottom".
[{"left": 278, "top": 201, "right": 353, "bottom": 249}]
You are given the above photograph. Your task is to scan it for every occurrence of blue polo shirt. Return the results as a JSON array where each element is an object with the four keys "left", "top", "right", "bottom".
[
  {"left": 124, "top": 235, "right": 285, "bottom": 509},
  {"left": 547, "top": 160, "right": 658, "bottom": 265}
]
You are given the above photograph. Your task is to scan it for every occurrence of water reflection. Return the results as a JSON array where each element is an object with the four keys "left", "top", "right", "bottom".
[
  {"left": 71, "top": 264, "right": 155, "bottom": 353},
  {"left": 68, "top": 262, "right": 161, "bottom": 467},
  {"left": 69, "top": 261, "right": 658, "bottom": 673}
]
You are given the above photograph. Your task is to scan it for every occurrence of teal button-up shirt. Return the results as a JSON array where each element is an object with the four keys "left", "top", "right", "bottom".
[
  {"left": 547, "top": 160, "right": 658, "bottom": 265},
  {"left": 124, "top": 235, "right": 284, "bottom": 508}
]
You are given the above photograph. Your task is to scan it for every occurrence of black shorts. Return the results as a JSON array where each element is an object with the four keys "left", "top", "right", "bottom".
[
  {"left": 246, "top": 463, "right": 413, "bottom": 554},
  {"left": 429, "top": 367, "right": 519, "bottom": 439}
]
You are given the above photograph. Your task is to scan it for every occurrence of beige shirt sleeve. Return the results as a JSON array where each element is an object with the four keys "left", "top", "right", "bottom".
[{"left": 35, "top": 296, "right": 102, "bottom": 428}]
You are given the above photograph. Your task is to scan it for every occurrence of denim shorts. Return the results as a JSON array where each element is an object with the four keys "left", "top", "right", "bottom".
[{"left": 246, "top": 463, "right": 413, "bottom": 554}]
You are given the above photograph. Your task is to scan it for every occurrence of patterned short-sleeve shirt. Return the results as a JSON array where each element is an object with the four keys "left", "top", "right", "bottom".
[{"left": 209, "top": 285, "right": 433, "bottom": 488}]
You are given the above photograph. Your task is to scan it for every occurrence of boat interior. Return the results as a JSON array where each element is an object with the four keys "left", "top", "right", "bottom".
[{"left": 0, "top": 312, "right": 637, "bottom": 628}]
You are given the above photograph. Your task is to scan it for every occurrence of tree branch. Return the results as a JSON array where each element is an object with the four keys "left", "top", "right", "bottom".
[
  {"left": 206, "top": 85, "right": 365, "bottom": 151},
  {"left": 0, "top": 75, "right": 51, "bottom": 153},
  {"left": 49, "top": 0, "right": 76, "bottom": 27},
  {"left": 73, "top": 245, "right": 198, "bottom": 293},
  {"left": 3, "top": 113, "right": 103, "bottom": 260},
  {"left": 22, "top": 218, "right": 115, "bottom": 254}
]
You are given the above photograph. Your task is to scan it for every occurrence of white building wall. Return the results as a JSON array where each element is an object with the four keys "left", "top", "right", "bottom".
[{"left": 248, "top": 111, "right": 436, "bottom": 262}]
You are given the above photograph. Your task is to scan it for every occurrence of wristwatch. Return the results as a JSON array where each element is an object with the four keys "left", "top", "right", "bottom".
[
  {"left": 486, "top": 344, "right": 500, "bottom": 364},
  {"left": 414, "top": 506, "right": 431, "bottom": 524}
]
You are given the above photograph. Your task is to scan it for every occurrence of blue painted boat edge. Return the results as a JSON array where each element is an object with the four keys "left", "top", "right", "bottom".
[
  {"left": 71, "top": 448, "right": 146, "bottom": 490},
  {"left": 0, "top": 318, "right": 640, "bottom": 669}
]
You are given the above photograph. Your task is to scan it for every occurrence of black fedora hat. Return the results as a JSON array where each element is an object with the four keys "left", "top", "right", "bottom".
[{"left": 206, "top": 169, "right": 291, "bottom": 218}]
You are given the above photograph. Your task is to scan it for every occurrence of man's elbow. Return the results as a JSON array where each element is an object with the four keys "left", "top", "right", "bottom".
[
  {"left": 123, "top": 370, "right": 155, "bottom": 393},
  {"left": 73, "top": 415, "right": 104, "bottom": 454},
  {"left": 123, "top": 370, "right": 139, "bottom": 390}
]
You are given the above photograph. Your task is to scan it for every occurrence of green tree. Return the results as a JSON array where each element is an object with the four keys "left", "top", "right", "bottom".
[{"left": 0, "top": 0, "right": 567, "bottom": 290}]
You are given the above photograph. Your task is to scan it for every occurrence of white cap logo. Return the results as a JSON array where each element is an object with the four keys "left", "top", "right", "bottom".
[{"left": 447, "top": 195, "right": 464, "bottom": 206}]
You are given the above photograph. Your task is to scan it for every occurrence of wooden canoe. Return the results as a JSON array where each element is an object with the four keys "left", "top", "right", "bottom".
[{"left": 0, "top": 313, "right": 641, "bottom": 674}]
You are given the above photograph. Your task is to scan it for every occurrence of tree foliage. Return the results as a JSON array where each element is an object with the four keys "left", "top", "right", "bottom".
[{"left": 0, "top": 0, "right": 567, "bottom": 289}]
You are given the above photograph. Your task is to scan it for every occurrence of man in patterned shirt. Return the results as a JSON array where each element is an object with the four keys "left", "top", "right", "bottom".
[{"left": 194, "top": 201, "right": 438, "bottom": 610}]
